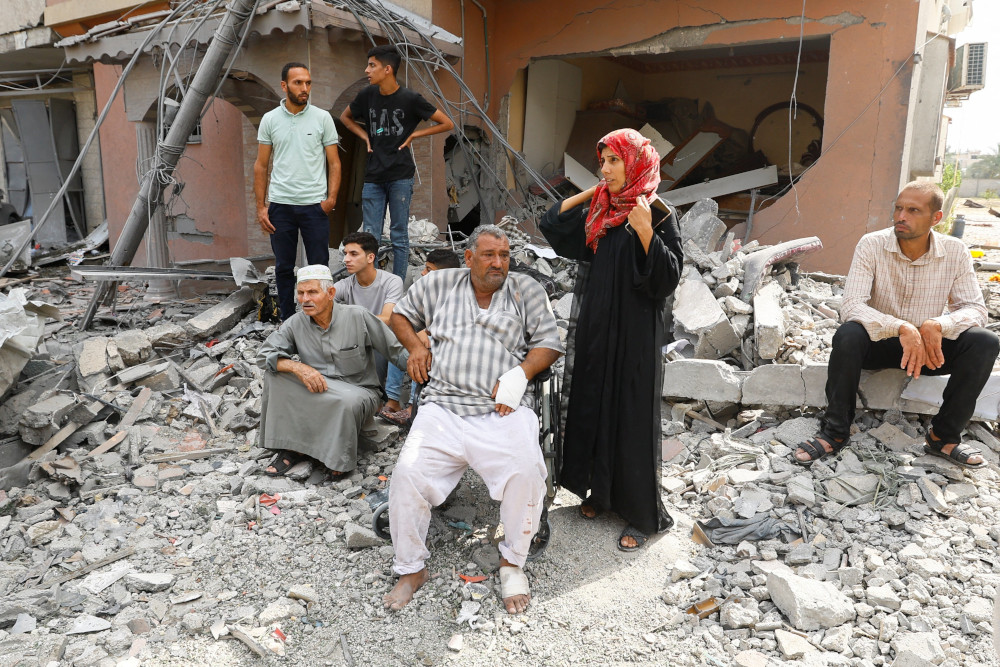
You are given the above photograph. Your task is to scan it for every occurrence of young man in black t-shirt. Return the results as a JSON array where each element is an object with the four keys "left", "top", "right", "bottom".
[{"left": 341, "top": 45, "right": 454, "bottom": 280}]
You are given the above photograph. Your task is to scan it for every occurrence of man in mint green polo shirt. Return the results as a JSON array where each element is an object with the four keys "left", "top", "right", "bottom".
[{"left": 254, "top": 62, "right": 342, "bottom": 320}]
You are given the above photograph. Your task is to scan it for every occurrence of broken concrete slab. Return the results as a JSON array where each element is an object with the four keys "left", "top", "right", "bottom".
[
  {"left": 185, "top": 287, "right": 257, "bottom": 339},
  {"left": 672, "top": 280, "right": 740, "bottom": 359},
  {"left": 901, "top": 372, "right": 1000, "bottom": 421},
  {"left": 662, "top": 359, "right": 743, "bottom": 403}
]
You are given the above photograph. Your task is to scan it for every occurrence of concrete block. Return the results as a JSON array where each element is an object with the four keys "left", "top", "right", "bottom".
[
  {"left": 662, "top": 359, "right": 744, "bottom": 403},
  {"left": 741, "top": 364, "right": 805, "bottom": 406},
  {"left": 752, "top": 282, "right": 784, "bottom": 360},
  {"left": 185, "top": 287, "right": 257, "bottom": 339},
  {"left": 112, "top": 330, "right": 152, "bottom": 367}
]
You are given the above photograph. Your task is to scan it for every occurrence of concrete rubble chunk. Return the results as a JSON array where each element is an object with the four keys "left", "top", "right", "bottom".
[
  {"left": 662, "top": 359, "right": 743, "bottom": 403},
  {"left": 774, "top": 628, "right": 814, "bottom": 659},
  {"left": 185, "top": 287, "right": 257, "bottom": 339},
  {"left": 67, "top": 614, "right": 112, "bottom": 635},
  {"left": 344, "top": 522, "right": 383, "bottom": 549},
  {"left": 74, "top": 336, "right": 112, "bottom": 377},
  {"left": 823, "top": 474, "right": 879, "bottom": 505},
  {"left": 144, "top": 322, "right": 190, "bottom": 347},
  {"left": 672, "top": 279, "right": 741, "bottom": 359},
  {"left": 890, "top": 651, "right": 936, "bottom": 667},
  {"left": 786, "top": 474, "right": 815, "bottom": 507},
  {"left": 868, "top": 421, "right": 916, "bottom": 452},
  {"left": 766, "top": 569, "right": 855, "bottom": 630},
  {"left": 916, "top": 477, "right": 949, "bottom": 514},
  {"left": 890, "top": 632, "right": 945, "bottom": 664},
  {"left": 679, "top": 198, "right": 727, "bottom": 252},
  {"left": 866, "top": 584, "right": 902, "bottom": 610},
  {"left": 112, "top": 330, "right": 152, "bottom": 366},
  {"left": 752, "top": 282, "right": 785, "bottom": 360},
  {"left": 258, "top": 598, "right": 303, "bottom": 625},
  {"left": 125, "top": 572, "right": 176, "bottom": 592}
]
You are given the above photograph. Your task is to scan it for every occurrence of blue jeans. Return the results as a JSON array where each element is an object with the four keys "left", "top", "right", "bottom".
[
  {"left": 269, "top": 202, "right": 330, "bottom": 320},
  {"left": 362, "top": 178, "right": 413, "bottom": 280},
  {"left": 386, "top": 363, "right": 406, "bottom": 403}
]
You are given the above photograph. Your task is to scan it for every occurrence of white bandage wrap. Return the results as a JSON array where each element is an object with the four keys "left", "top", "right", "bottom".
[{"left": 494, "top": 366, "right": 528, "bottom": 409}]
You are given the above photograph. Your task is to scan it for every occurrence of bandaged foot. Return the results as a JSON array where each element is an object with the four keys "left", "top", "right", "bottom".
[
  {"left": 383, "top": 569, "right": 429, "bottom": 611},
  {"left": 494, "top": 366, "right": 528, "bottom": 409},
  {"left": 498, "top": 559, "right": 531, "bottom": 614}
]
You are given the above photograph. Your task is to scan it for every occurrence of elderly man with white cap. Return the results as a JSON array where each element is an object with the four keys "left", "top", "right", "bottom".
[{"left": 256, "top": 264, "right": 408, "bottom": 479}]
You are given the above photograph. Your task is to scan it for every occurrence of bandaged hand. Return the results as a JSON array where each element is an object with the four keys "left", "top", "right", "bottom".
[{"left": 493, "top": 366, "right": 528, "bottom": 414}]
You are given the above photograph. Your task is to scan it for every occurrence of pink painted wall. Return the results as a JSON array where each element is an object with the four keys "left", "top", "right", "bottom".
[{"left": 94, "top": 62, "right": 249, "bottom": 265}]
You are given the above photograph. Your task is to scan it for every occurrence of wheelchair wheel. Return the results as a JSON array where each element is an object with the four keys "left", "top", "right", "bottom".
[{"left": 372, "top": 501, "right": 391, "bottom": 540}]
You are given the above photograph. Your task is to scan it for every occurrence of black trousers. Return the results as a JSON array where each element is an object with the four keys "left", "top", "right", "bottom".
[{"left": 823, "top": 321, "right": 999, "bottom": 444}]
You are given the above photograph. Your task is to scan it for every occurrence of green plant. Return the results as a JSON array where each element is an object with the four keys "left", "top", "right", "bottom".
[
  {"left": 967, "top": 144, "right": 1000, "bottom": 179},
  {"left": 983, "top": 188, "right": 998, "bottom": 200},
  {"left": 940, "top": 163, "right": 962, "bottom": 193}
]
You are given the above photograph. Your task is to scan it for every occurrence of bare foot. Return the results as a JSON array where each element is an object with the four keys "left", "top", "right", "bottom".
[
  {"left": 384, "top": 399, "right": 402, "bottom": 412},
  {"left": 499, "top": 558, "right": 530, "bottom": 614},
  {"left": 383, "top": 569, "right": 429, "bottom": 611},
  {"left": 620, "top": 535, "right": 638, "bottom": 548},
  {"left": 793, "top": 435, "right": 843, "bottom": 463},
  {"left": 929, "top": 430, "right": 984, "bottom": 466},
  {"left": 579, "top": 504, "right": 597, "bottom": 519}
]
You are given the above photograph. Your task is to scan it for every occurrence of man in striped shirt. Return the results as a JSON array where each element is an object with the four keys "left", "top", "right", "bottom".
[
  {"left": 795, "top": 181, "right": 998, "bottom": 468},
  {"left": 383, "top": 225, "right": 563, "bottom": 615}
]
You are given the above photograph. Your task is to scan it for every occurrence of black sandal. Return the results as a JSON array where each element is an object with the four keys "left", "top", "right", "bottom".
[
  {"left": 924, "top": 433, "right": 986, "bottom": 469},
  {"left": 617, "top": 525, "right": 648, "bottom": 552},
  {"left": 264, "top": 450, "right": 303, "bottom": 477},
  {"left": 793, "top": 433, "right": 845, "bottom": 467}
]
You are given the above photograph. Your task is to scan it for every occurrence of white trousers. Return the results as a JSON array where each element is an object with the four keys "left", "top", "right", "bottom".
[{"left": 388, "top": 403, "right": 546, "bottom": 575}]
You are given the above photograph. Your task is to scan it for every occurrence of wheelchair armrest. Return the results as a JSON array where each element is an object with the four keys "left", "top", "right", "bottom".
[{"left": 534, "top": 368, "right": 553, "bottom": 382}]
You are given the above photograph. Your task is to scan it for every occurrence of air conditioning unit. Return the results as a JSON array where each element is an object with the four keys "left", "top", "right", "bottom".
[{"left": 948, "top": 43, "right": 987, "bottom": 97}]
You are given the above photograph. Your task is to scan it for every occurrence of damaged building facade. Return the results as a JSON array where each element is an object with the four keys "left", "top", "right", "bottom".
[{"left": 13, "top": 0, "right": 979, "bottom": 273}]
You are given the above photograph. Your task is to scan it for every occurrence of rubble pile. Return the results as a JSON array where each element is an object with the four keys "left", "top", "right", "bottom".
[
  {"left": 669, "top": 199, "right": 837, "bottom": 368},
  {"left": 655, "top": 412, "right": 1000, "bottom": 666},
  {"left": 0, "top": 210, "right": 998, "bottom": 665}
]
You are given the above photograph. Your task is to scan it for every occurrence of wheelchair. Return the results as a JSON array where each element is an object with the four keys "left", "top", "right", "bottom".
[{"left": 370, "top": 367, "right": 562, "bottom": 561}]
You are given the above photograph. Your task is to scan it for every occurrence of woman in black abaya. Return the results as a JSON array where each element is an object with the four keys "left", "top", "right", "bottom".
[{"left": 541, "top": 128, "right": 683, "bottom": 550}]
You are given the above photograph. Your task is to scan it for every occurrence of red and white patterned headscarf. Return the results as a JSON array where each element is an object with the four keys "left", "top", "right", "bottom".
[{"left": 584, "top": 128, "right": 661, "bottom": 251}]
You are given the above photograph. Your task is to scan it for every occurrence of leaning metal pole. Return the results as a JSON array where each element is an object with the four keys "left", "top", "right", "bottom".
[{"left": 79, "top": 0, "right": 258, "bottom": 330}]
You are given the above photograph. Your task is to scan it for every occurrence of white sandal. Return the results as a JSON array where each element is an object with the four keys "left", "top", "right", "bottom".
[{"left": 498, "top": 565, "right": 530, "bottom": 600}]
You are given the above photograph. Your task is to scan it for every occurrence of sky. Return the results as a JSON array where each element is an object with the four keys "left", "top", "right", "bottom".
[{"left": 945, "top": 0, "right": 1000, "bottom": 153}]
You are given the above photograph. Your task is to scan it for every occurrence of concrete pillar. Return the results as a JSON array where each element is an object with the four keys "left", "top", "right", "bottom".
[
  {"left": 72, "top": 71, "right": 106, "bottom": 232},
  {"left": 135, "top": 122, "right": 175, "bottom": 301}
]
